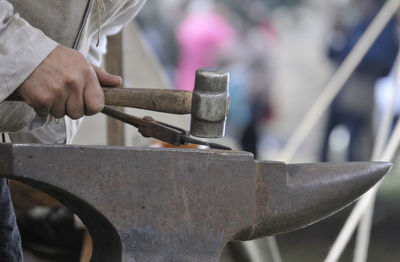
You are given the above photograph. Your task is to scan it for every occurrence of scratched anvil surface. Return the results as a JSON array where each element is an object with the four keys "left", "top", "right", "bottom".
[{"left": 0, "top": 144, "right": 391, "bottom": 261}]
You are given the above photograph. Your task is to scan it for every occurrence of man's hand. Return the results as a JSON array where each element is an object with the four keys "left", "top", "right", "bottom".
[{"left": 17, "top": 46, "right": 122, "bottom": 119}]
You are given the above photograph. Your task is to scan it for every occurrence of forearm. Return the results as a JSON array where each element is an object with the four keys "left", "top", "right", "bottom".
[
  {"left": 0, "top": 0, "right": 59, "bottom": 134},
  {"left": 1, "top": 0, "right": 147, "bottom": 143},
  {"left": 0, "top": 103, "right": 35, "bottom": 132},
  {"left": 0, "top": 0, "right": 59, "bottom": 101}
]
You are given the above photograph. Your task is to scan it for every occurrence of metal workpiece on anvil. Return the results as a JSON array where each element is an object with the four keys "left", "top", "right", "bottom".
[{"left": 0, "top": 144, "right": 391, "bottom": 262}]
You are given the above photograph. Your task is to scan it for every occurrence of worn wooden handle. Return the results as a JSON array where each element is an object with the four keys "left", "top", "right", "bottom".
[
  {"left": 6, "top": 88, "right": 193, "bottom": 115},
  {"left": 103, "top": 88, "right": 192, "bottom": 114}
]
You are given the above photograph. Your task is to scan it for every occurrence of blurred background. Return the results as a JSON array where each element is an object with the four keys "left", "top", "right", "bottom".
[{"left": 15, "top": 0, "right": 400, "bottom": 261}]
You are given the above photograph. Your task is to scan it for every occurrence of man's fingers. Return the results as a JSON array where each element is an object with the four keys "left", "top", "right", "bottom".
[
  {"left": 50, "top": 96, "right": 67, "bottom": 118},
  {"left": 66, "top": 92, "right": 85, "bottom": 119},
  {"left": 83, "top": 68, "right": 105, "bottom": 115},
  {"left": 16, "top": 46, "right": 111, "bottom": 119},
  {"left": 33, "top": 106, "right": 51, "bottom": 118},
  {"left": 92, "top": 64, "right": 122, "bottom": 87}
]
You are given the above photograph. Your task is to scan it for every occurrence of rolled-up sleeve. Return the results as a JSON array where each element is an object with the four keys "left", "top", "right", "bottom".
[
  {"left": 0, "top": 0, "right": 59, "bottom": 135},
  {"left": 0, "top": 0, "right": 59, "bottom": 101}
]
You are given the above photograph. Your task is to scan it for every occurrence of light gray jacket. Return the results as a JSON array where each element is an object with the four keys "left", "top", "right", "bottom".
[{"left": 0, "top": 0, "right": 145, "bottom": 143}]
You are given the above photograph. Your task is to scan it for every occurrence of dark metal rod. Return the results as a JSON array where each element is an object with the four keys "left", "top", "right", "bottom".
[{"left": 101, "top": 105, "right": 145, "bottom": 129}]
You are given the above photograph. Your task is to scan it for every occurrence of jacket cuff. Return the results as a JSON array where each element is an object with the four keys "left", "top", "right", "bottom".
[
  {"left": 0, "top": 13, "right": 59, "bottom": 101},
  {"left": 9, "top": 116, "right": 66, "bottom": 144}
]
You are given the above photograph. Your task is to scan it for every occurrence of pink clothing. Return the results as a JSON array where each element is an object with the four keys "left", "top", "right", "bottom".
[{"left": 175, "top": 11, "right": 235, "bottom": 91}]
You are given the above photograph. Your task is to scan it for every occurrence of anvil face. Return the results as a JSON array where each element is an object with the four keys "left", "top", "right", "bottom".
[{"left": 0, "top": 144, "right": 391, "bottom": 262}]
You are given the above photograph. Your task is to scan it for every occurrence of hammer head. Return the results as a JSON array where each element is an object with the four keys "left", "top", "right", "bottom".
[{"left": 190, "top": 68, "right": 230, "bottom": 138}]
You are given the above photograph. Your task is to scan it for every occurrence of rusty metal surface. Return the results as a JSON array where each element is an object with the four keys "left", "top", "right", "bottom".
[{"left": 0, "top": 144, "right": 391, "bottom": 262}]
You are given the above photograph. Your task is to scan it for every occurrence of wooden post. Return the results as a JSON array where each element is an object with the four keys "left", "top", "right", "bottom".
[
  {"left": 105, "top": 31, "right": 125, "bottom": 146},
  {"left": 80, "top": 31, "right": 127, "bottom": 262}
]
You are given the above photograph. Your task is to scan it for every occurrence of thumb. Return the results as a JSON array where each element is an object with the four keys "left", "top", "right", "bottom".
[{"left": 91, "top": 64, "right": 123, "bottom": 87}]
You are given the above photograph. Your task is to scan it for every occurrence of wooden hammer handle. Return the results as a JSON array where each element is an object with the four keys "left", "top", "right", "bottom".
[
  {"left": 103, "top": 88, "right": 192, "bottom": 114},
  {"left": 6, "top": 88, "right": 193, "bottom": 115}
]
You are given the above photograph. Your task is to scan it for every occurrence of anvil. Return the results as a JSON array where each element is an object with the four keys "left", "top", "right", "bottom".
[{"left": 0, "top": 144, "right": 391, "bottom": 261}]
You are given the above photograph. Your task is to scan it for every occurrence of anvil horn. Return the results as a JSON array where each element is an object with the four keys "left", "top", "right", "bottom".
[
  {"left": 247, "top": 161, "right": 392, "bottom": 239},
  {"left": 0, "top": 144, "right": 391, "bottom": 261}
]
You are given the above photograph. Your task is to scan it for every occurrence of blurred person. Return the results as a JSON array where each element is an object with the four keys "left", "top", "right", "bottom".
[
  {"left": 174, "top": 0, "right": 236, "bottom": 91},
  {"left": 235, "top": 1, "right": 277, "bottom": 157},
  {"left": 217, "top": 0, "right": 276, "bottom": 157},
  {"left": 223, "top": 63, "right": 252, "bottom": 146},
  {"left": 374, "top": 66, "right": 400, "bottom": 136},
  {"left": 136, "top": 0, "right": 182, "bottom": 80},
  {"left": 320, "top": 0, "right": 398, "bottom": 161}
]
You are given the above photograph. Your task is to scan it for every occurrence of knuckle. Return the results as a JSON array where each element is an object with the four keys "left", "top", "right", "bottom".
[
  {"left": 81, "top": 63, "right": 92, "bottom": 76},
  {"left": 63, "top": 73, "right": 80, "bottom": 88},
  {"left": 52, "top": 86, "right": 64, "bottom": 98},
  {"left": 36, "top": 94, "right": 54, "bottom": 108}
]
